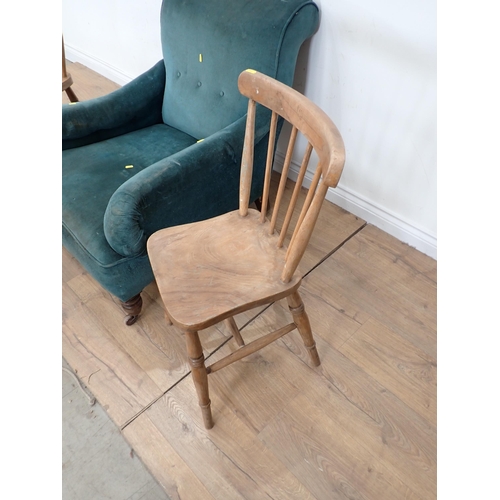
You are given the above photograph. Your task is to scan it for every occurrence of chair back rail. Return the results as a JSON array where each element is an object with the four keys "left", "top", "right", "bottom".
[{"left": 237, "top": 70, "right": 346, "bottom": 282}]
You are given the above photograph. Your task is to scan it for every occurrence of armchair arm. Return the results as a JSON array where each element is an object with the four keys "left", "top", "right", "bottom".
[
  {"left": 62, "top": 60, "right": 166, "bottom": 150},
  {"left": 103, "top": 109, "right": 272, "bottom": 257}
]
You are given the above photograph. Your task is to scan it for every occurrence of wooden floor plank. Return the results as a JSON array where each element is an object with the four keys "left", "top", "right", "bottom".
[
  {"left": 62, "top": 246, "right": 87, "bottom": 284},
  {"left": 338, "top": 318, "right": 437, "bottom": 422},
  {"left": 275, "top": 331, "right": 436, "bottom": 497},
  {"left": 345, "top": 225, "right": 437, "bottom": 305},
  {"left": 259, "top": 391, "right": 425, "bottom": 500},
  {"left": 302, "top": 232, "right": 437, "bottom": 359},
  {"left": 122, "top": 415, "right": 217, "bottom": 500},
  {"left": 357, "top": 224, "right": 437, "bottom": 284},
  {"left": 63, "top": 300, "right": 162, "bottom": 426},
  {"left": 124, "top": 375, "right": 317, "bottom": 500}
]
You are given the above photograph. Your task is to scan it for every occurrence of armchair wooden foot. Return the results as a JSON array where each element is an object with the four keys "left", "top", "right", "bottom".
[{"left": 121, "top": 293, "right": 143, "bottom": 325}]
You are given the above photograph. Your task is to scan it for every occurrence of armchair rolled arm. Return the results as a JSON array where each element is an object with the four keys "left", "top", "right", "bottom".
[
  {"left": 62, "top": 60, "right": 166, "bottom": 150},
  {"left": 103, "top": 109, "right": 272, "bottom": 257}
]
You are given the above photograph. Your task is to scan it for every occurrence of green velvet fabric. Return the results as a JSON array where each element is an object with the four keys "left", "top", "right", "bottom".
[
  {"left": 63, "top": 124, "right": 197, "bottom": 264},
  {"left": 62, "top": 0, "right": 319, "bottom": 303},
  {"left": 161, "top": 0, "right": 319, "bottom": 139},
  {"left": 62, "top": 61, "right": 166, "bottom": 150}
]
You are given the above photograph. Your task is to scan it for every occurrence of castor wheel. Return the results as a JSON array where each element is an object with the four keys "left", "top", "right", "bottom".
[
  {"left": 120, "top": 293, "right": 143, "bottom": 326},
  {"left": 124, "top": 314, "right": 139, "bottom": 326}
]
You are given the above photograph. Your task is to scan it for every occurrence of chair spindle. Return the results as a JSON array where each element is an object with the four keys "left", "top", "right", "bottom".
[
  {"left": 239, "top": 99, "right": 257, "bottom": 217},
  {"left": 278, "top": 141, "right": 313, "bottom": 248},
  {"left": 260, "top": 111, "right": 278, "bottom": 223},
  {"left": 286, "top": 163, "right": 322, "bottom": 260},
  {"left": 282, "top": 180, "right": 329, "bottom": 282},
  {"left": 269, "top": 126, "right": 298, "bottom": 234}
]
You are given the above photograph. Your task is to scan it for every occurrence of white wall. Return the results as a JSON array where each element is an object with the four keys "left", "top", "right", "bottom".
[
  {"left": 63, "top": 0, "right": 437, "bottom": 258},
  {"left": 62, "top": 0, "right": 164, "bottom": 84}
]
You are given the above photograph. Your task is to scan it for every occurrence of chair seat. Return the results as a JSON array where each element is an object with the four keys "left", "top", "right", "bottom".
[{"left": 147, "top": 209, "right": 302, "bottom": 331}]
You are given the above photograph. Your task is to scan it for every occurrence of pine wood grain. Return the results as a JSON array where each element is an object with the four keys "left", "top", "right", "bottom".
[
  {"left": 272, "top": 318, "right": 436, "bottom": 498},
  {"left": 124, "top": 375, "right": 318, "bottom": 500},
  {"left": 338, "top": 318, "right": 437, "bottom": 422},
  {"left": 302, "top": 233, "right": 437, "bottom": 359},
  {"left": 122, "top": 417, "right": 217, "bottom": 500},
  {"left": 259, "top": 391, "right": 426, "bottom": 500}
]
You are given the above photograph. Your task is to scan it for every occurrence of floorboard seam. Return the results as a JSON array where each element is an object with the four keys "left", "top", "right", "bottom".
[{"left": 302, "top": 222, "right": 368, "bottom": 279}]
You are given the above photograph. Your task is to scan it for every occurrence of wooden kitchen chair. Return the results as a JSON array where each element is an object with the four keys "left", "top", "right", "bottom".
[{"left": 147, "top": 69, "right": 346, "bottom": 429}]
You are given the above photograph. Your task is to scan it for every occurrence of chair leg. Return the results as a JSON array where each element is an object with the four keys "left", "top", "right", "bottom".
[
  {"left": 287, "top": 291, "right": 321, "bottom": 367},
  {"left": 164, "top": 310, "right": 173, "bottom": 325},
  {"left": 65, "top": 87, "right": 79, "bottom": 103},
  {"left": 185, "top": 330, "right": 213, "bottom": 429},
  {"left": 224, "top": 317, "right": 245, "bottom": 347},
  {"left": 121, "top": 293, "right": 143, "bottom": 325}
]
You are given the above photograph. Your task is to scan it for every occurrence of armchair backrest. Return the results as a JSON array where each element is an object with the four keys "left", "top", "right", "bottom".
[{"left": 160, "top": 0, "right": 319, "bottom": 139}]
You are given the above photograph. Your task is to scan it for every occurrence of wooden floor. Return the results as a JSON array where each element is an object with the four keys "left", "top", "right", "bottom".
[{"left": 62, "top": 62, "right": 437, "bottom": 500}]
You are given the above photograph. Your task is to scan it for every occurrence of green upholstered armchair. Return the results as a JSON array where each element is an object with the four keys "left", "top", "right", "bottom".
[{"left": 62, "top": 0, "right": 319, "bottom": 324}]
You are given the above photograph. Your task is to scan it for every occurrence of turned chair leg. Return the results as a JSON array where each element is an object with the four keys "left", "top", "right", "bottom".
[
  {"left": 185, "top": 330, "right": 213, "bottom": 429},
  {"left": 121, "top": 293, "right": 143, "bottom": 325},
  {"left": 65, "top": 87, "right": 79, "bottom": 103},
  {"left": 287, "top": 291, "right": 321, "bottom": 367}
]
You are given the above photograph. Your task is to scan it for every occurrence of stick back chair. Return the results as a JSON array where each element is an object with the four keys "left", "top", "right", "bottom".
[{"left": 147, "top": 69, "right": 346, "bottom": 429}]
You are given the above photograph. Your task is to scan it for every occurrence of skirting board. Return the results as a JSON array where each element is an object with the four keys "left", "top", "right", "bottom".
[
  {"left": 275, "top": 152, "right": 437, "bottom": 260},
  {"left": 64, "top": 46, "right": 437, "bottom": 260},
  {"left": 64, "top": 45, "right": 133, "bottom": 87}
]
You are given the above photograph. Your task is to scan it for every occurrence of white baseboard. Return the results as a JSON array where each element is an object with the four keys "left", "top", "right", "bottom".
[
  {"left": 274, "top": 152, "right": 437, "bottom": 260},
  {"left": 64, "top": 45, "right": 133, "bottom": 87}
]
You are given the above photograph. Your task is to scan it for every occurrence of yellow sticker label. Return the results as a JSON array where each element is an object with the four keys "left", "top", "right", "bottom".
[
  {"left": 125, "top": 165, "right": 134, "bottom": 169},
  {"left": 245, "top": 69, "right": 257, "bottom": 73},
  {"left": 199, "top": 54, "right": 203, "bottom": 62},
  {"left": 197, "top": 139, "right": 204, "bottom": 143}
]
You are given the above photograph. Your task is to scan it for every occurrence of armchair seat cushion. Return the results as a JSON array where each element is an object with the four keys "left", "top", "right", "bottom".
[{"left": 63, "top": 123, "right": 196, "bottom": 267}]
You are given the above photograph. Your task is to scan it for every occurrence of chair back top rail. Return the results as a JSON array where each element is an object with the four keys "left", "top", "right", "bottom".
[
  {"left": 238, "top": 70, "right": 345, "bottom": 187},
  {"left": 237, "top": 69, "right": 346, "bottom": 283}
]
